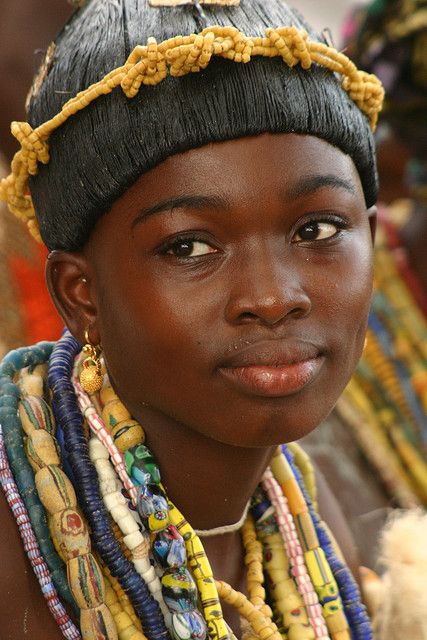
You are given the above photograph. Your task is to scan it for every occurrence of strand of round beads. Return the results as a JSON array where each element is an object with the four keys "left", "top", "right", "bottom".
[
  {"left": 101, "top": 557, "right": 143, "bottom": 633},
  {"left": 215, "top": 580, "right": 281, "bottom": 640},
  {"left": 261, "top": 469, "right": 330, "bottom": 640},
  {"left": 97, "top": 554, "right": 147, "bottom": 640},
  {"left": 240, "top": 515, "right": 277, "bottom": 640},
  {"left": 48, "top": 332, "right": 170, "bottom": 640},
  {"left": 0, "top": 343, "right": 76, "bottom": 612},
  {"left": 18, "top": 364, "right": 118, "bottom": 639},
  {"left": 241, "top": 515, "right": 274, "bottom": 621},
  {"left": 282, "top": 446, "right": 373, "bottom": 640},
  {"left": 0, "top": 423, "right": 81, "bottom": 639}
]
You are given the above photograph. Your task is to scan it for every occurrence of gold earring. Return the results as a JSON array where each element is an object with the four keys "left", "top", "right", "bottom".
[{"left": 79, "top": 329, "right": 103, "bottom": 394}]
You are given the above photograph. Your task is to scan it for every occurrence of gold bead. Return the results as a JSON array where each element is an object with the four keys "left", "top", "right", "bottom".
[{"left": 80, "top": 362, "right": 103, "bottom": 394}]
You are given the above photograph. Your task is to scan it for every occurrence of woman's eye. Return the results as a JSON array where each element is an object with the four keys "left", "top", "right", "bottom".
[
  {"left": 294, "top": 221, "right": 339, "bottom": 242},
  {"left": 165, "top": 239, "right": 217, "bottom": 258}
]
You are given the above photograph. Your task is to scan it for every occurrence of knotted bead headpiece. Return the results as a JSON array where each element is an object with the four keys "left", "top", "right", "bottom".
[{"left": 0, "top": 24, "right": 384, "bottom": 243}]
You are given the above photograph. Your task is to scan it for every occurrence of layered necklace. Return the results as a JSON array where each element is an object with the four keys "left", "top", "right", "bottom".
[{"left": 0, "top": 332, "right": 371, "bottom": 640}]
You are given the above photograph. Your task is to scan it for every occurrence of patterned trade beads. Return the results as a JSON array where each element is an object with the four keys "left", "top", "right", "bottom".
[{"left": 0, "top": 335, "right": 372, "bottom": 640}]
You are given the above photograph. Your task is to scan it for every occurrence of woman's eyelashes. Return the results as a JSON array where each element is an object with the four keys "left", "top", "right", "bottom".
[
  {"left": 155, "top": 215, "right": 349, "bottom": 261},
  {"left": 158, "top": 234, "right": 219, "bottom": 259},
  {"left": 293, "top": 215, "right": 348, "bottom": 243}
]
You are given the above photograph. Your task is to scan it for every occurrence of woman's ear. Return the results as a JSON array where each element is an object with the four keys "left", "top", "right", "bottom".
[
  {"left": 46, "top": 250, "right": 99, "bottom": 344},
  {"left": 367, "top": 205, "right": 377, "bottom": 243}
]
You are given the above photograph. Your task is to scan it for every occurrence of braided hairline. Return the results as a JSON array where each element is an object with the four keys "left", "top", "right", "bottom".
[{"left": 0, "top": 25, "right": 384, "bottom": 243}]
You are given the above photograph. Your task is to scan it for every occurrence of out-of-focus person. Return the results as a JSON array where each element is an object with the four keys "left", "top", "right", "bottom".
[
  {"left": 306, "top": 0, "right": 427, "bottom": 639},
  {"left": 304, "top": 3, "right": 427, "bottom": 635},
  {"left": 338, "top": 0, "right": 427, "bottom": 512},
  {"left": 0, "top": 1, "right": 72, "bottom": 356}
]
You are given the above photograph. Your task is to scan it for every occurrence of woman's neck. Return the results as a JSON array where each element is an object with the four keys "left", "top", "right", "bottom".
[
  {"left": 136, "top": 405, "right": 276, "bottom": 531},
  {"left": 135, "top": 405, "right": 275, "bottom": 636}
]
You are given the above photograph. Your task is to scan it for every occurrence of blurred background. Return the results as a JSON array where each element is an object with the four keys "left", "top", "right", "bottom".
[{"left": 289, "top": 0, "right": 369, "bottom": 43}]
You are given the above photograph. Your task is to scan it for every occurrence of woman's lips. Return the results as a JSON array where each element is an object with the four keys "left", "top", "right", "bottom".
[
  {"left": 219, "top": 358, "right": 323, "bottom": 397},
  {"left": 218, "top": 340, "right": 324, "bottom": 397}
]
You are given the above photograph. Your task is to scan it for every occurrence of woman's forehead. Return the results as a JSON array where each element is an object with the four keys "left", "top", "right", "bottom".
[{"left": 111, "top": 133, "right": 363, "bottom": 214}]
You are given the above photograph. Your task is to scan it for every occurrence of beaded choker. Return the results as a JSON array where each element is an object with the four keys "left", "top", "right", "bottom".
[
  {"left": 0, "top": 24, "right": 383, "bottom": 243},
  {"left": 0, "top": 334, "right": 373, "bottom": 640}
]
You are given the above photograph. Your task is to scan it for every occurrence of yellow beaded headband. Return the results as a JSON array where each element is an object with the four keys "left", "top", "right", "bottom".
[{"left": 0, "top": 24, "right": 384, "bottom": 243}]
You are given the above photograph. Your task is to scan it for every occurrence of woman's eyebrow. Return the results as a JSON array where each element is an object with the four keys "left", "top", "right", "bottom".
[
  {"left": 131, "top": 194, "right": 229, "bottom": 229},
  {"left": 285, "top": 174, "right": 357, "bottom": 200}
]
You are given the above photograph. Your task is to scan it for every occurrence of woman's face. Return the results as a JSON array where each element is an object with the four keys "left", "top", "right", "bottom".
[{"left": 83, "top": 133, "right": 375, "bottom": 447}]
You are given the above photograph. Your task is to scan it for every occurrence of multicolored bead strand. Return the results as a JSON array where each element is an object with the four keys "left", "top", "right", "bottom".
[
  {"left": 0, "top": 343, "right": 77, "bottom": 613},
  {"left": 267, "top": 453, "right": 351, "bottom": 640},
  {"left": 261, "top": 469, "right": 330, "bottom": 640},
  {"left": 166, "top": 500, "right": 230, "bottom": 640},
  {"left": 73, "top": 360, "right": 170, "bottom": 628},
  {"left": 72, "top": 365, "right": 207, "bottom": 640},
  {"left": 87, "top": 433, "right": 171, "bottom": 628},
  {"left": 282, "top": 445, "right": 373, "bottom": 640},
  {"left": 0, "top": 423, "right": 81, "bottom": 640},
  {"left": 47, "top": 331, "right": 170, "bottom": 640},
  {"left": 256, "top": 522, "right": 315, "bottom": 638},
  {"left": 18, "top": 363, "right": 118, "bottom": 639}
]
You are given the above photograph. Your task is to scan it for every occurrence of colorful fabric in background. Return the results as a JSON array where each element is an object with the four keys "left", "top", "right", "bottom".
[
  {"left": 334, "top": 0, "right": 427, "bottom": 508},
  {"left": 0, "top": 154, "right": 62, "bottom": 357},
  {"left": 336, "top": 204, "right": 427, "bottom": 508},
  {"left": 300, "top": 1, "right": 427, "bottom": 537}
]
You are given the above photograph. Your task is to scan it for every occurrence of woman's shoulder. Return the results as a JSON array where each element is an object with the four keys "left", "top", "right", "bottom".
[{"left": 0, "top": 489, "right": 65, "bottom": 639}]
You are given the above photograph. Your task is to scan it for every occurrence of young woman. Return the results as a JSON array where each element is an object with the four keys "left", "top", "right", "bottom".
[{"left": 0, "top": 1, "right": 383, "bottom": 639}]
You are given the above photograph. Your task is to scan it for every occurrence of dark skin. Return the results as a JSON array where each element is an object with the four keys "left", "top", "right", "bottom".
[{"left": 0, "top": 132, "right": 375, "bottom": 637}]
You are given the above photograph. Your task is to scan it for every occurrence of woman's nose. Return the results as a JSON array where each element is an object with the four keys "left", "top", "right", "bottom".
[{"left": 224, "top": 250, "right": 311, "bottom": 326}]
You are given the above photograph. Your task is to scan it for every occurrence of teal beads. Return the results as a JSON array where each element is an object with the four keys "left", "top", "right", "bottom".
[{"left": 124, "top": 444, "right": 161, "bottom": 485}]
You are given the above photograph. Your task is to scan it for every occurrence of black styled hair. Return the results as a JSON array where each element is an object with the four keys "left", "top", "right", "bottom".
[{"left": 28, "top": 0, "right": 378, "bottom": 251}]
